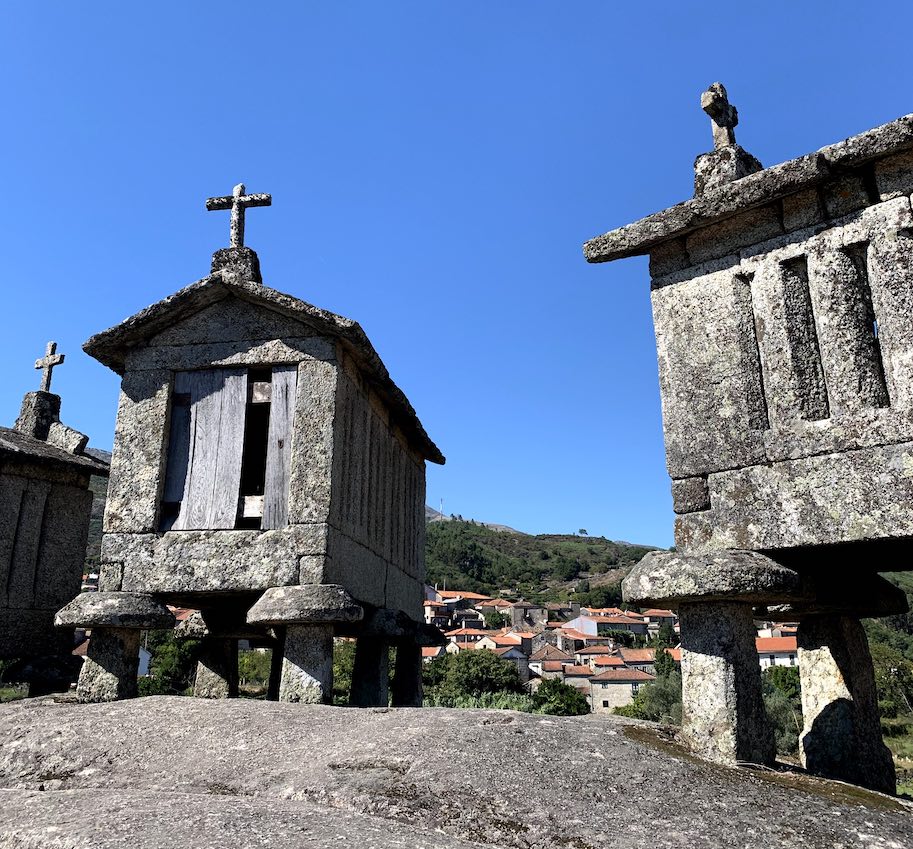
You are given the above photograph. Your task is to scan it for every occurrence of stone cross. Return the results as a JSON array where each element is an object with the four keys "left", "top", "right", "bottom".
[
  {"left": 701, "top": 82, "right": 738, "bottom": 150},
  {"left": 34, "top": 341, "right": 65, "bottom": 393},
  {"left": 205, "top": 183, "right": 272, "bottom": 248}
]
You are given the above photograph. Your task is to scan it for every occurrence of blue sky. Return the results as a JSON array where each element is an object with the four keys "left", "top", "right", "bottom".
[{"left": 3, "top": 3, "right": 912, "bottom": 547}]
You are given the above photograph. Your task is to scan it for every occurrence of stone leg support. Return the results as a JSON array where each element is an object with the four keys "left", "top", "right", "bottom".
[
  {"left": 76, "top": 628, "right": 141, "bottom": 702},
  {"left": 798, "top": 615, "right": 895, "bottom": 794},
  {"left": 266, "top": 632, "right": 285, "bottom": 702},
  {"left": 350, "top": 637, "right": 391, "bottom": 707},
  {"left": 194, "top": 638, "right": 239, "bottom": 699},
  {"left": 279, "top": 624, "right": 334, "bottom": 704},
  {"left": 391, "top": 642, "right": 423, "bottom": 707},
  {"left": 678, "top": 601, "right": 775, "bottom": 766}
]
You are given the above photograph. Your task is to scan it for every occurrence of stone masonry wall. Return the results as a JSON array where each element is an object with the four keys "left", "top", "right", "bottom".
[{"left": 651, "top": 157, "right": 913, "bottom": 558}]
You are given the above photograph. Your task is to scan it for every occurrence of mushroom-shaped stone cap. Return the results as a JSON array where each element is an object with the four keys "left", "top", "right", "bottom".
[
  {"left": 55, "top": 592, "right": 175, "bottom": 630},
  {"left": 765, "top": 572, "right": 909, "bottom": 620},
  {"left": 622, "top": 550, "right": 806, "bottom": 607},
  {"left": 247, "top": 584, "right": 363, "bottom": 626}
]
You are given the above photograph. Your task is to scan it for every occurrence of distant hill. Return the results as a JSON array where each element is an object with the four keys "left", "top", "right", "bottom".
[
  {"left": 425, "top": 505, "right": 524, "bottom": 534},
  {"left": 425, "top": 517, "right": 657, "bottom": 605}
]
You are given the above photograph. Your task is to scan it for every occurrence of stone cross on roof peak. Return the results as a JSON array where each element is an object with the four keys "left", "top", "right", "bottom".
[
  {"left": 205, "top": 183, "right": 272, "bottom": 248},
  {"left": 35, "top": 341, "right": 64, "bottom": 393},
  {"left": 701, "top": 82, "right": 738, "bottom": 150}
]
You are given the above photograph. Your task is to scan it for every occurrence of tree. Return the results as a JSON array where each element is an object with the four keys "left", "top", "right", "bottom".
[
  {"left": 423, "top": 649, "right": 525, "bottom": 702},
  {"left": 578, "top": 529, "right": 588, "bottom": 536},
  {"left": 483, "top": 609, "right": 509, "bottom": 630},
  {"left": 532, "top": 678, "right": 590, "bottom": 716},
  {"left": 651, "top": 621, "right": 677, "bottom": 649},
  {"left": 333, "top": 639, "right": 357, "bottom": 704},
  {"left": 654, "top": 647, "right": 677, "bottom": 678},
  {"left": 616, "top": 670, "right": 682, "bottom": 724},
  {"left": 762, "top": 666, "right": 802, "bottom": 754},
  {"left": 138, "top": 630, "right": 199, "bottom": 696},
  {"left": 238, "top": 649, "right": 272, "bottom": 690}
]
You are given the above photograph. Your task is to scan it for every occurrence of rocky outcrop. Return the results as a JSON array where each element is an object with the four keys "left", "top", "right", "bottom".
[{"left": 0, "top": 697, "right": 910, "bottom": 848}]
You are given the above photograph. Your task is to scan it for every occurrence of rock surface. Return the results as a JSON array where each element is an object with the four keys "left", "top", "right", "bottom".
[{"left": 0, "top": 697, "right": 910, "bottom": 848}]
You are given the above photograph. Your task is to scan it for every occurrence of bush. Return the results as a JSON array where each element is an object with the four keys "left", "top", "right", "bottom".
[
  {"left": 615, "top": 670, "right": 682, "bottom": 724},
  {"left": 532, "top": 678, "right": 591, "bottom": 716},
  {"left": 423, "top": 650, "right": 525, "bottom": 702},
  {"left": 762, "top": 667, "right": 802, "bottom": 755}
]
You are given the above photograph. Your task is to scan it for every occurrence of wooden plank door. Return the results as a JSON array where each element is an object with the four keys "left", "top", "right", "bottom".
[
  {"left": 262, "top": 365, "right": 297, "bottom": 530},
  {"left": 171, "top": 368, "right": 248, "bottom": 530}
]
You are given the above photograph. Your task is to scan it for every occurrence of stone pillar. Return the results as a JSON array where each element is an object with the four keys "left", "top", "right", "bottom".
[
  {"left": 194, "top": 638, "right": 239, "bottom": 699},
  {"left": 76, "top": 629, "right": 142, "bottom": 702},
  {"left": 350, "top": 637, "right": 390, "bottom": 707},
  {"left": 391, "top": 642, "right": 423, "bottom": 707},
  {"left": 797, "top": 615, "right": 895, "bottom": 794},
  {"left": 280, "top": 624, "right": 334, "bottom": 704},
  {"left": 56, "top": 591, "right": 175, "bottom": 703},
  {"left": 679, "top": 601, "right": 775, "bottom": 766},
  {"left": 266, "top": 632, "right": 285, "bottom": 702}
]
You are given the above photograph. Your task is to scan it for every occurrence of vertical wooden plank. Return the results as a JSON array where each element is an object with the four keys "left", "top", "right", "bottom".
[
  {"left": 263, "top": 365, "right": 298, "bottom": 530},
  {"left": 209, "top": 370, "right": 248, "bottom": 528},
  {"left": 174, "top": 369, "right": 247, "bottom": 531},
  {"left": 162, "top": 373, "right": 192, "bottom": 504}
]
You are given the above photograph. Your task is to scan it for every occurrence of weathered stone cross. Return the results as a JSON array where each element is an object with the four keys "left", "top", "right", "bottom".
[
  {"left": 205, "top": 183, "right": 272, "bottom": 248},
  {"left": 701, "top": 82, "right": 738, "bottom": 150},
  {"left": 35, "top": 341, "right": 64, "bottom": 393}
]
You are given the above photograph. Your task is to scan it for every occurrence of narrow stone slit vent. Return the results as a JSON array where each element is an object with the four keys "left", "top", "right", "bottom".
[
  {"left": 780, "top": 256, "right": 830, "bottom": 421},
  {"left": 843, "top": 242, "right": 890, "bottom": 409},
  {"left": 737, "top": 271, "right": 770, "bottom": 431}
]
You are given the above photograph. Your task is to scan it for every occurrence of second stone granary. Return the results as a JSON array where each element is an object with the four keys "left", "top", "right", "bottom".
[
  {"left": 585, "top": 86, "right": 913, "bottom": 794},
  {"left": 57, "top": 203, "right": 444, "bottom": 705}
]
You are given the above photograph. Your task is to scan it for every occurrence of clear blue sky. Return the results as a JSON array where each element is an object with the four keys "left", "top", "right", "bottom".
[{"left": 3, "top": 3, "right": 912, "bottom": 547}]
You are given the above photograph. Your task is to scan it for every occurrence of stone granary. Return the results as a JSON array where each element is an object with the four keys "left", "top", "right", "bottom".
[
  {"left": 57, "top": 184, "right": 444, "bottom": 706},
  {"left": 1, "top": 343, "right": 108, "bottom": 694},
  {"left": 585, "top": 84, "right": 913, "bottom": 793}
]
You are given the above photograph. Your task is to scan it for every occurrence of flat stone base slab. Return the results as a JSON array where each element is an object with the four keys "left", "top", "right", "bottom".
[
  {"left": 55, "top": 592, "right": 175, "bottom": 630},
  {"left": 622, "top": 549, "right": 804, "bottom": 607}
]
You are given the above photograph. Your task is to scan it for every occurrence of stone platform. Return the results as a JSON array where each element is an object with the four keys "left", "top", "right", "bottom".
[{"left": 0, "top": 697, "right": 910, "bottom": 848}]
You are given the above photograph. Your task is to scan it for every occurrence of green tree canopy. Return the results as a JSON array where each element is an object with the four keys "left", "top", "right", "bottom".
[
  {"left": 532, "top": 677, "right": 590, "bottom": 716},
  {"left": 423, "top": 649, "right": 525, "bottom": 701}
]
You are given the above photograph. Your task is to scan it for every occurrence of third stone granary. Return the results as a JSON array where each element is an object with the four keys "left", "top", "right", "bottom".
[
  {"left": 586, "top": 85, "right": 913, "bottom": 794},
  {"left": 57, "top": 184, "right": 444, "bottom": 707}
]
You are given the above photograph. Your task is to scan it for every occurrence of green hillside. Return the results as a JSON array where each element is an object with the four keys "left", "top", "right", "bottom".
[{"left": 425, "top": 518, "right": 655, "bottom": 606}]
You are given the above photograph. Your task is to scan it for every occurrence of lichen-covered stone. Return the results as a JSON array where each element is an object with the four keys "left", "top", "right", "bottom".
[
  {"left": 671, "top": 477, "right": 709, "bottom": 514},
  {"left": 76, "top": 628, "right": 142, "bottom": 702},
  {"left": 679, "top": 601, "right": 775, "bottom": 766},
  {"left": 622, "top": 549, "right": 803, "bottom": 607},
  {"left": 55, "top": 592, "right": 174, "bottom": 630},
  {"left": 194, "top": 639, "right": 239, "bottom": 699},
  {"left": 798, "top": 615, "right": 896, "bottom": 794},
  {"left": 279, "top": 623, "right": 334, "bottom": 703},
  {"left": 247, "top": 584, "right": 363, "bottom": 626}
]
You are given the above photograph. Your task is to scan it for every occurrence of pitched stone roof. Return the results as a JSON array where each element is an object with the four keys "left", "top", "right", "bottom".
[
  {"left": 0, "top": 427, "right": 108, "bottom": 474},
  {"left": 583, "top": 113, "right": 913, "bottom": 264},
  {"left": 82, "top": 271, "right": 444, "bottom": 465}
]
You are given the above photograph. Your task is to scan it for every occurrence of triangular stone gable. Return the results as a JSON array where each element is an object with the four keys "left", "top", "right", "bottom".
[{"left": 148, "top": 295, "right": 320, "bottom": 348}]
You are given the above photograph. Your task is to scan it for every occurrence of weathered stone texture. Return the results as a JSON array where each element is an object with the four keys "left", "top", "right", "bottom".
[
  {"left": 287, "top": 358, "right": 338, "bottom": 525},
  {"left": 14, "top": 391, "right": 60, "bottom": 440},
  {"left": 676, "top": 440, "right": 913, "bottom": 553},
  {"left": 821, "top": 172, "right": 872, "bottom": 219},
  {"left": 875, "top": 148, "right": 913, "bottom": 199},
  {"left": 623, "top": 549, "right": 803, "bottom": 607},
  {"left": 671, "top": 476, "right": 709, "bottom": 514},
  {"left": 648, "top": 237, "right": 689, "bottom": 277},
  {"left": 781, "top": 188, "right": 824, "bottom": 232},
  {"left": 76, "top": 628, "right": 142, "bottom": 702},
  {"left": 693, "top": 145, "right": 763, "bottom": 197},
  {"left": 107, "top": 525, "right": 327, "bottom": 595},
  {"left": 247, "top": 584, "right": 362, "bottom": 626},
  {"left": 798, "top": 616, "right": 896, "bottom": 794},
  {"left": 280, "top": 623, "right": 334, "bottom": 703},
  {"left": 652, "top": 263, "right": 767, "bottom": 478},
  {"left": 194, "top": 639, "right": 239, "bottom": 699},
  {"left": 350, "top": 638, "right": 390, "bottom": 707},
  {"left": 56, "top": 592, "right": 175, "bottom": 630},
  {"left": 4, "top": 699, "right": 911, "bottom": 849},
  {"left": 685, "top": 204, "right": 781, "bottom": 265},
  {"left": 678, "top": 602, "right": 775, "bottom": 766},
  {"left": 124, "top": 336, "right": 335, "bottom": 372},
  {"left": 103, "top": 369, "right": 170, "bottom": 534}
]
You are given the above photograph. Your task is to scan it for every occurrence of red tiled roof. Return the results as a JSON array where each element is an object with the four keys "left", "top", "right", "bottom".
[
  {"left": 437, "top": 590, "right": 493, "bottom": 601},
  {"left": 642, "top": 608, "right": 676, "bottom": 617},
  {"left": 530, "top": 645, "right": 574, "bottom": 662},
  {"left": 541, "top": 661, "right": 565, "bottom": 672},
  {"left": 444, "top": 628, "right": 489, "bottom": 637},
  {"left": 582, "top": 607, "right": 626, "bottom": 616},
  {"left": 576, "top": 645, "right": 613, "bottom": 656},
  {"left": 511, "top": 631, "right": 536, "bottom": 639},
  {"left": 756, "top": 636, "right": 797, "bottom": 653},
  {"left": 168, "top": 606, "right": 196, "bottom": 622},
  {"left": 493, "top": 646, "right": 522, "bottom": 657},
  {"left": 591, "top": 668, "right": 656, "bottom": 683},
  {"left": 592, "top": 655, "right": 626, "bottom": 667},
  {"left": 421, "top": 646, "right": 443, "bottom": 658},
  {"left": 564, "top": 665, "right": 595, "bottom": 676},
  {"left": 619, "top": 648, "right": 656, "bottom": 663},
  {"left": 423, "top": 600, "right": 446, "bottom": 608},
  {"left": 491, "top": 635, "right": 522, "bottom": 646}
]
